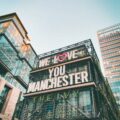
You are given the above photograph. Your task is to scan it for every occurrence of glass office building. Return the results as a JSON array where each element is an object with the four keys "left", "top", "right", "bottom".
[
  {"left": 0, "top": 13, "right": 37, "bottom": 119},
  {"left": 97, "top": 23, "right": 120, "bottom": 109},
  {"left": 20, "top": 39, "right": 119, "bottom": 120}
]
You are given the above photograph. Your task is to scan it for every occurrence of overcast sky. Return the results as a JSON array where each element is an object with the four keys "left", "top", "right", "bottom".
[{"left": 0, "top": 0, "right": 120, "bottom": 70}]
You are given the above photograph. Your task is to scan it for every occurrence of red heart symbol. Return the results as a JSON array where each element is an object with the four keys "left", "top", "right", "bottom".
[{"left": 56, "top": 52, "right": 68, "bottom": 62}]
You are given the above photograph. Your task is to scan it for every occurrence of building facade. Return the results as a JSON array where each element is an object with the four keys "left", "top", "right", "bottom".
[
  {"left": 0, "top": 13, "right": 37, "bottom": 120},
  {"left": 97, "top": 23, "right": 120, "bottom": 109},
  {"left": 20, "top": 39, "right": 119, "bottom": 120}
]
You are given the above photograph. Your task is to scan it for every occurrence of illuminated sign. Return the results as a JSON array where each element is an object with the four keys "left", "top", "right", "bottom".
[
  {"left": 27, "top": 65, "right": 88, "bottom": 93},
  {"left": 39, "top": 46, "right": 87, "bottom": 68}
]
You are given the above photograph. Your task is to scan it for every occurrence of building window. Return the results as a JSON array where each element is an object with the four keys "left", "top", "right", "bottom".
[{"left": 0, "top": 85, "right": 10, "bottom": 112}]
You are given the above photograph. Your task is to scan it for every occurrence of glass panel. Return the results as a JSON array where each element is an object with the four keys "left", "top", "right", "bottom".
[
  {"left": 4, "top": 22, "right": 36, "bottom": 67},
  {"left": 0, "top": 36, "right": 18, "bottom": 72},
  {"left": 79, "top": 91, "right": 92, "bottom": 116},
  {"left": 0, "top": 35, "right": 31, "bottom": 85}
]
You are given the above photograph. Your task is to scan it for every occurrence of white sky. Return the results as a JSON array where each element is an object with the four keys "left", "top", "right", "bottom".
[{"left": 0, "top": 0, "right": 120, "bottom": 72}]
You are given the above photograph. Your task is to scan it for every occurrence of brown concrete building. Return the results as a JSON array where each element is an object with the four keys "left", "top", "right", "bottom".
[
  {"left": 0, "top": 77, "right": 20, "bottom": 119},
  {"left": 0, "top": 13, "right": 38, "bottom": 120}
]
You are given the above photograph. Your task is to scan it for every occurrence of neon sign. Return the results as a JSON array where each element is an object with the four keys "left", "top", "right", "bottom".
[
  {"left": 39, "top": 47, "right": 87, "bottom": 68},
  {"left": 56, "top": 52, "right": 68, "bottom": 62}
]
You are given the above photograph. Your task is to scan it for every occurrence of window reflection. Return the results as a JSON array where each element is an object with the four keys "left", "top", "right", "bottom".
[{"left": 79, "top": 91, "right": 92, "bottom": 115}]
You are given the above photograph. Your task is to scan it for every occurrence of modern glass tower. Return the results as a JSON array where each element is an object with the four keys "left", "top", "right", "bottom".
[
  {"left": 97, "top": 23, "right": 120, "bottom": 109},
  {"left": 0, "top": 13, "right": 38, "bottom": 119},
  {"left": 20, "top": 39, "right": 119, "bottom": 120}
]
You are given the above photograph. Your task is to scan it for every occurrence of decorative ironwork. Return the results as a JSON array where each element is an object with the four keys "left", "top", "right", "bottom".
[
  {"left": 38, "top": 39, "right": 99, "bottom": 63},
  {"left": 21, "top": 89, "right": 94, "bottom": 120}
]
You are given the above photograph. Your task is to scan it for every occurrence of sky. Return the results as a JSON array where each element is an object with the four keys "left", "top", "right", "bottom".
[{"left": 0, "top": 0, "right": 120, "bottom": 71}]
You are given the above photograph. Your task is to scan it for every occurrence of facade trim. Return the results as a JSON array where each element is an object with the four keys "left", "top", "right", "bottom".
[
  {"left": 24, "top": 82, "right": 96, "bottom": 96},
  {"left": 31, "top": 56, "right": 91, "bottom": 73}
]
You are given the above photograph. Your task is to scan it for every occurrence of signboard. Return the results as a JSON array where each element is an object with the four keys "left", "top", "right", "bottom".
[
  {"left": 27, "top": 64, "right": 89, "bottom": 93},
  {"left": 39, "top": 46, "right": 88, "bottom": 68}
]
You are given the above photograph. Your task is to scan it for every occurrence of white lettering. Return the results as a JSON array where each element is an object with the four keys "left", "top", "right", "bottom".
[
  {"left": 73, "top": 50, "right": 78, "bottom": 59},
  {"left": 54, "top": 56, "right": 57, "bottom": 63},
  {"left": 39, "top": 48, "right": 86, "bottom": 68},
  {"left": 49, "top": 68, "right": 54, "bottom": 78},
  {"left": 54, "top": 67, "right": 59, "bottom": 77},
  {"left": 40, "top": 80, "right": 48, "bottom": 90},
  {"left": 81, "top": 71, "right": 88, "bottom": 82},
  {"left": 27, "top": 70, "right": 89, "bottom": 93},
  {"left": 50, "top": 77, "right": 57, "bottom": 88},
  {"left": 27, "top": 82, "right": 36, "bottom": 93},
  {"left": 34, "top": 81, "right": 40, "bottom": 91},
  {"left": 60, "top": 65, "right": 65, "bottom": 76},
  {"left": 57, "top": 76, "right": 62, "bottom": 87},
  {"left": 39, "top": 58, "right": 50, "bottom": 67},
  {"left": 62, "top": 75, "right": 69, "bottom": 86},
  {"left": 75, "top": 72, "right": 81, "bottom": 84},
  {"left": 67, "top": 51, "right": 73, "bottom": 60},
  {"left": 69, "top": 73, "right": 75, "bottom": 85}
]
